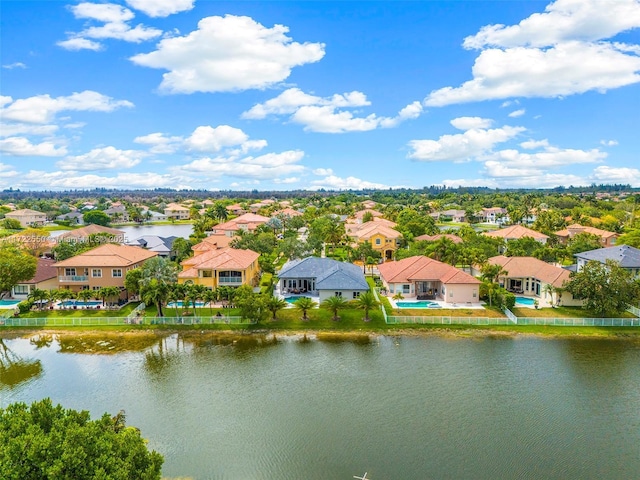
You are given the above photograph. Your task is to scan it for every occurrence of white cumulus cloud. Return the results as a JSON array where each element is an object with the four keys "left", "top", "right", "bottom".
[
  {"left": 125, "top": 0, "right": 194, "bottom": 17},
  {"left": 508, "top": 108, "right": 526, "bottom": 118},
  {"left": 0, "top": 137, "right": 67, "bottom": 156},
  {"left": 591, "top": 165, "right": 640, "bottom": 186},
  {"left": 310, "top": 175, "right": 403, "bottom": 190},
  {"left": 408, "top": 125, "right": 525, "bottom": 162},
  {"left": 450, "top": 116, "right": 493, "bottom": 130},
  {"left": 244, "top": 87, "right": 422, "bottom": 133},
  {"left": 130, "top": 15, "right": 325, "bottom": 93},
  {"left": 0, "top": 91, "right": 133, "bottom": 124},
  {"left": 56, "top": 146, "right": 146, "bottom": 171}
]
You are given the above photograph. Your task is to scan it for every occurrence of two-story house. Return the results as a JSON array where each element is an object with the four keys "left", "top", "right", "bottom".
[
  {"left": 54, "top": 244, "right": 157, "bottom": 299},
  {"left": 5, "top": 208, "right": 47, "bottom": 227},
  {"left": 347, "top": 222, "right": 402, "bottom": 261},
  {"left": 177, "top": 246, "right": 260, "bottom": 289}
]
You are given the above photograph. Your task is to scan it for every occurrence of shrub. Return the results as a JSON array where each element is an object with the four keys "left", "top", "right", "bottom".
[{"left": 17, "top": 300, "right": 34, "bottom": 314}]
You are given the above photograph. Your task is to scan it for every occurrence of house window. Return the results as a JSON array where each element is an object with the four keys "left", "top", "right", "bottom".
[
  {"left": 92, "top": 269, "right": 102, "bottom": 278},
  {"left": 92, "top": 286, "right": 101, "bottom": 291},
  {"left": 65, "top": 268, "right": 76, "bottom": 276},
  {"left": 402, "top": 284, "right": 410, "bottom": 294},
  {"left": 112, "top": 269, "right": 123, "bottom": 278},
  {"left": 473, "top": 292, "right": 477, "bottom": 298},
  {"left": 14, "top": 285, "right": 29, "bottom": 295},
  {"left": 334, "top": 292, "right": 343, "bottom": 297},
  {"left": 375, "top": 238, "right": 381, "bottom": 245},
  {"left": 353, "top": 292, "right": 361, "bottom": 298},
  {"left": 202, "top": 270, "right": 213, "bottom": 278}
]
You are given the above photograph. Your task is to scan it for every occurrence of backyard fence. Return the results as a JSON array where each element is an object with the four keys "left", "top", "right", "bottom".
[
  {"left": 515, "top": 317, "right": 640, "bottom": 327},
  {"left": 385, "top": 316, "right": 514, "bottom": 326},
  {"left": 0, "top": 315, "right": 252, "bottom": 327}
]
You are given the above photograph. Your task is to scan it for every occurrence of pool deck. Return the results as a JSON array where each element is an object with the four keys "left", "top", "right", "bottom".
[{"left": 387, "top": 298, "right": 485, "bottom": 310}]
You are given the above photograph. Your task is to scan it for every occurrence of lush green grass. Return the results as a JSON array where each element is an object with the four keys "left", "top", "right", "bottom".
[
  {"left": 19, "top": 303, "right": 140, "bottom": 318},
  {"left": 512, "top": 306, "right": 636, "bottom": 318}
]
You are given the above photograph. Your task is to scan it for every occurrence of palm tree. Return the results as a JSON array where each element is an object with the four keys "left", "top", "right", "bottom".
[
  {"left": 166, "top": 284, "right": 183, "bottom": 318},
  {"left": 141, "top": 279, "right": 169, "bottom": 317},
  {"left": 97, "top": 287, "right": 110, "bottom": 308},
  {"left": 265, "top": 296, "right": 288, "bottom": 321},
  {"left": 57, "top": 289, "right": 75, "bottom": 309},
  {"left": 294, "top": 296, "right": 315, "bottom": 321},
  {"left": 76, "top": 289, "right": 94, "bottom": 308},
  {"left": 214, "top": 202, "right": 228, "bottom": 222},
  {"left": 27, "top": 288, "right": 48, "bottom": 311},
  {"left": 186, "top": 284, "right": 207, "bottom": 315},
  {"left": 103, "top": 286, "right": 121, "bottom": 308},
  {"left": 321, "top": 295, "right": 348, "bottom": 321},
  {"left": 353, "top": 291, "right": 379, "bottom": 322},
  {"left": 202, "top": 288, "right": 219, "bottom": 316}
]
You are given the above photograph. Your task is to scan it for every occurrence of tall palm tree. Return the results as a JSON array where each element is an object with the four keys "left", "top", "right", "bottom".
[
  {"left": 266, "top": 296, "right": 288, "bottom": 321},
  {"left": 321, "top": 295, "right": 348, "bottom": 321},
  {"left": 141, "top": 279, "right": 169, "bottom": 317},
  {"left": 57, "top": 289, "right": 75, "bottom": 309},
  {"left": 214, "top": 203, "right": 228, "bottom": 222},
  {"left": 202, "top": 288, "right": 219, "bottom": 316},
  {"left": 353, "top": 291, "right": 379, "bottom": 322},
  {"left": 27, "top": 288, "right": 48, "bottom": 311},
  {"left": 166, "top": 284, "right": 183, "bottom": 318},
  {"left": 103, "top": 286, "right": 122, "bottom": 308},
  {"left": 294, "top": 296, "right": 315, "bottom": 321},
  {"left": 76, "top": 289, "right": 94, "bottom": 307}
]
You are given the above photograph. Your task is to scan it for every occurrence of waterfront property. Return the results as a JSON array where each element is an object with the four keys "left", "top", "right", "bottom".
[
  {"left": 5, "top": 208, "right": 47, "bottom": 227},
  {"left": 377, "top": 256, "right": 481, "bottom": 306},
  {"left": 178, "top": 246, "right": 260, "bottom": 289},
  {"left": 11, "top": 257, "right": 58, "bottom": 300},
  {"left": 54, "top": 244, "right": 158, "bottom": 298},
  {"left": 482, "top": 255, "right": 583, "bottom": 308},
  {"left": 277, "top": 257, "right": 369, "bottom": 302}
]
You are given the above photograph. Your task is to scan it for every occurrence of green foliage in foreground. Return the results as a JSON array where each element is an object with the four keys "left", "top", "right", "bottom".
[{"left": 0, "top": 398, "right": 163, "bottom": 480}]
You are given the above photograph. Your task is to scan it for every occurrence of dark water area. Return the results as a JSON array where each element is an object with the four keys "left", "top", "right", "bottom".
[{"left": 1, "top": 333, "right": 639, "bottom": 480}]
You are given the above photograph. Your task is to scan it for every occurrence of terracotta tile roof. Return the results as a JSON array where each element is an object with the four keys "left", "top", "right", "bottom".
[
  {"left": 348, "top": 222, "right": 402, "bottom": 240},
  {"left": 484, "top": 225, "right": 549, "bottom": 240},
  {"left": 24, "top": 258, "right": 57, "bottom": 284},
  {"left": 179, "top": 247, "right": 259, "bottom": 278},
  {"left": 414, "top": 233, "right": 463, "bottom": 244},
  {"left": 378, "top": 256, "right": 480, "bottom": 285},
  {"left": 213, "top": 213, "right": 270, "bottom": 232},
  {"left": 273, "top": 207, "right": 303, "bottom": 217},
  {"left": 487, "top": 255, "right": 570, "bottom": 288},
  {"left": 58, "top": 224, "right": 125, "bottom": 241},
  {"left": 192, "top": 234, "right": 234, "bottom": 253},
  {"left": 54, "top": 244, "right": 157, "bottom": 267},
  {"left": 353, "top": 209, "right": 383, "bottom": 219},
  {"left": 555, "top": 224, "right": 618, "bottom": 239},
  {"left": 6, "top": 208, "right": 46, "bottom": 217}
]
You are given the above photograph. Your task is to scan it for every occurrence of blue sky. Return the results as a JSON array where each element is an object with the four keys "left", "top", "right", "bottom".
[{"left": 1, "top": 0, "right": 639, "bottom": 191}]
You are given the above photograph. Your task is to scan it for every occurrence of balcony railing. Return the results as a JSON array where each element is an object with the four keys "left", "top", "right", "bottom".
[
  {"left": 59, "top": 275, "right": 89, "bottom": 282},
  {"left": 218, "top": 277, "right": 243, "bottom": 284}
]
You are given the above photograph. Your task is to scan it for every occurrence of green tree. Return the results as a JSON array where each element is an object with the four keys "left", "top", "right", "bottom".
[
  {"left": 565, "top": 260, "right": 640, "bottom": 316},
  {"left": 124, "top": 267, "right": 143, "bottom": 297},
  {"left": 265, "top": 296, "right": 288, "bottom": 320},
  {"left": 233, "top": 285, "right": 268, "bottom": 322},
  {"left": 353, "top": 291, "right": 379, "bottom": 322},
  {"left": 0, "top": 398, "right": 163, "bottom": 480},
  {"left": 0, "top": 245, "right": 37, "bottom": 295},
  {"left": 141, "top": 279, "right": 169, "bottom": 317},
  {"left": 83, "top": 210, "right": 111, "bottom": 226},
  {"left": 76, "top": 289, "right": 94, "bottom": 305},
  {"left": 202, "top": 288, "right": 219, "bottom": 316},
  {"left": 617, "top": 229, "right": 640, "bottom": 248},
  {"left": 567, "top": 232, "right": 604, "bottom": 256},
  {"left": 27, "top": 288, "right": 48, "bottom": 311},
  {"left": 294, "top": 296, "right": 315, "bottom": 321},
  {"left": 139, "top": 257, "right": 178, "bottom": 287},
  {"left": 321, "top": 295, "right": 349, "bottom": 321},
  {"left": 171, "top": 237, "right": 193, "bottom": 263},
  {"left": 2, "top": 218, "right": 22, "bottom": 230}
]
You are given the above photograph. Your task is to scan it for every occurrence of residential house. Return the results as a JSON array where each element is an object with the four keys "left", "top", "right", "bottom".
[
  {"left": 57, "top": 224, "right": 126, "bottom": 244},
  {"left": 54, "top": 244, "right": 158, "bottom": 298},
  {"left": 5, "top": 208, "right": 47, "bottom": 227},
  {"left": 484, "top": 225, "right": 549, "bottom": 246},
  {"left": 164, "top": 203, "right": 190, "bottom": 220},
  {"left": 353, "top": 209, "right": 384, "bottom": 222},
  {"left": 347, "top": 222, "right": 402, "bottom": 260},
  {"left": 208, "top": 213, "right": 270, "bottom": 237},
  {"left": 178, "top": 247, "right": 260, "bottom": 289},
  {"left": 414, "top": 233, "right": 463, "bottom": 244},
  {"left": 11, "top": 258, "right": 58, "bottom": 299},
  {"left": 377, "top": 256, "right": 480, "bottom": 305},
  {"left": 225, "top": 203, "right": 245, "bottom": 215},
  {"left": 554, "top": 224, "right": 619, "bottom": 248},
  {"left": 193, "top": 234, "right": 234, "bottom": 254},
  {"left": 141, "top": 209, "right": 167, "bottom": 222},
  {"left": 56, "top": 211, "right": 84, "bottom": 225},
  {"left": 574, "top": 245, "right": 640, "bottom": 278},
  {"left": 429, "top": 209, "right": 466, "bottom": 223},
  {"left": 273, "top": 207, "right": 303, "bottom": 218},
  {"left": 478, "top": 207, "right": 509, "bottom": 225},
  {"left": 482, "top": 255, "right": 583, "bottom": 307},
  {"left": 361, "top": 200, "right": 378, "bottom": 210},
  {"left": 277, "top": 257, "right": 369, "bottom": 301},
  {"left": 127, "top": 235, "right": 179, "bottom": 258}
]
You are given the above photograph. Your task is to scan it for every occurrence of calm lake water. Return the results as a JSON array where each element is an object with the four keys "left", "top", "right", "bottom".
[
  {"left": 51, "top": 223, "right": 194, "bottom": 240},
  {"left": 1, "top": 333, "right": 640, "bottom": 480}
]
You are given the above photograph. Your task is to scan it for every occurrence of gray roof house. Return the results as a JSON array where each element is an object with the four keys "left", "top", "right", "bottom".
[
  {"left": 128, "top": 235, "right": 179, "bottom": 258},
  {"left": 277, "top": 257, "right": 369, "bottom": 301},
  {"left": 575, "top": 245, "right": 640, "bottom": 277}
]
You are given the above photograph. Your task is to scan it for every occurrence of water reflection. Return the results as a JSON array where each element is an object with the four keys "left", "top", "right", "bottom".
[
  {"left": 56, "top": 332, "right": 161, "bottom": 354},
  {"left": 0, "top": 338, "right": 43, "bottom": 389}
]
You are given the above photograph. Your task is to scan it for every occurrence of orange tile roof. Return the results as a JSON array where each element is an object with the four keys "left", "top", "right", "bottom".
[
  {"left": 378, "top": 256, "right": 480, "bottom": 284},
  {"left": 179, "top": 247, "right": 259, "bottom": 278},
  {"left": 555, "top": 224, "right": 618, "bottom": 239},
  {"left": 213, "top": 213, "right": 270, "bottom": 232},
  {"left": 348, "top": 222, "right": 402, "bottom": 240},
  {"left": 414, "top": 234, "right": 463, "bottom": 244},
  {"left": 54, "top": 244, "right": 157, "bottom": 267},
  {"left": 487, "top": 255, "right": 570, "bottom": 288},
  {"left": 484, "top": 225, "right": 549, "bottom": 240},
  {"left": 58, "top": 224, "right": 125, "bottom": 241}
]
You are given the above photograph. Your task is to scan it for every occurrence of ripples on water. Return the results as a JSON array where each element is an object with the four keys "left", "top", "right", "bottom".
[{"left": 1, "top": 333, "right": 640, "bottom": 480}]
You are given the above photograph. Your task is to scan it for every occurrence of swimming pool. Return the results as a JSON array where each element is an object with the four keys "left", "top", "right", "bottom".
[
  {"left": 167, "top": 301, "right": 208, "bottom": 308},
  {"left": 60, "top": 301, "right": 103, "bottom": 307},
  {"left": 515, "top": 296, "right": 536, "bottom": 306},
  {"left": 284, "top": 296, "right": 314, "bottom": 304},
  {"left": 395, "top": 301, "right": 441, "bottom": 308},
  {"left": 0, "top": 299, "right": 21, "bottom": 309}
]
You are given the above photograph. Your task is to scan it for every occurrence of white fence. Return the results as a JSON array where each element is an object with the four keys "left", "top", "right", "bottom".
[{"left": 0, "top": 315, "right": 251, "bottom": 327}]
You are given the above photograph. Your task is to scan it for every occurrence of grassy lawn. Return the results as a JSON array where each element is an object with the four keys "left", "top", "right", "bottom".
[
  {"left": 19, "top": 303, "right": 140, "bottom": 318},
  {"left": 512, "top": 306, "right": 636, "bottom": 318}
]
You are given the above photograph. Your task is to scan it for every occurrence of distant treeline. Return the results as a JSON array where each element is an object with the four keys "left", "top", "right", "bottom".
[{"left": 0, "top": 184, "right": 636, "bottom": 202}]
